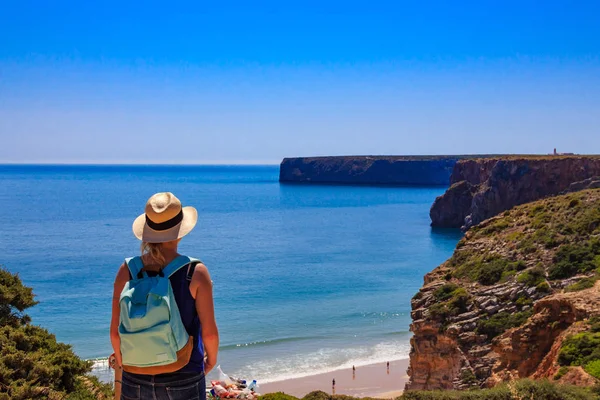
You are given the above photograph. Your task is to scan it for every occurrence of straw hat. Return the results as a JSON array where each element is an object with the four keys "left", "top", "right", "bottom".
[{"left": 132, "top": 192, "right": 198, "bottom": 243}]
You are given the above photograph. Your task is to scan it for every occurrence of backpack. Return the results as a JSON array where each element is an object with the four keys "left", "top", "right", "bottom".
[{"left": 118, "top": 255, "right": 200, "bottom": 374}]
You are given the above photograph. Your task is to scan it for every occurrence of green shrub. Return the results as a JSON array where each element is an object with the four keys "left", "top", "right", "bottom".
[
  {"left": 569, "top": 199, "right": 580, "bottom": 208},
  {"left": 480, "top": 219, "right": 510, "bottom": 236},
  {"left": 517, "top": 266, "right": 545, "bottom": 287},
  {"left": 429, "top": 288, "right": 471, "bottom": 327},
  {"left": 499, "top": 270, "right": 516, "bottom": 282},
  {"left": 589, "top": 317, "right": 600, "bottom": 333},
  {"left": 584, "top": 359, "right": 600, "bottom": 380},
  {"left": 533, "top": 227, "right": 560, "bottom": 249},
  {"left": 476, "top": 310, "right": 533, "bottom": 340},
  {"left": 558, "top": 331, "right": 600, "bottom": 369},
  {"left": 460, "top": 369, "right": 477, "bottom": 385},
  {"left": 0, "top": 267, "right": 111, "bottom": 399},
  {"left": 549, "top": 239, "right": 600, "bottom": 280},
  {"left": 476, "top": 258, "right": 509, "bottom": 285},
  {"left": 433, "top": 284, "right": 460, "bottom": 301},
  {"left": 565, "top": 276, "right": 598, "bottom": 292},
  {"left": 397, "top": 379, "right": 597, "bottom": 400},
  {"left": 261, "top": 393, "right": 302, "bottom": 400},
  {"left": 515, "top": 296, "right": 533, "bottom": 307},
  {"left": 536, "top": 281, "right": 552, "bottom": 293},
  {"left": 557, "top": 328, "right": 600, "bottom": 379},
  {"left": 262, "top": 380, "right": 599, "bottom": 400}
]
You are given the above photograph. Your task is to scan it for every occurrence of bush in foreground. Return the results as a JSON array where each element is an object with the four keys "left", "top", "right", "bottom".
[
  {"left": 0, "top": 266, "right": 113, "bottom": 399},
  {"left": 260, "top": 380, "right": 599, "bottom": 400}
]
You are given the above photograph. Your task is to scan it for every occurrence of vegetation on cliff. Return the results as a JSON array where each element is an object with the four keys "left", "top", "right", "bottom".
[
  {"left": 409, "top": 189, "right": 600, "bottom": 390},
  {"left": 0, "top": 266, "right": 113, "bottom": 399},
  {"left": 261, "top": 380, "right": 600, "bottom": 400},
  {"left": 557, "top": 317, "right": 600, "bottom": 380},
  {"left": 427, "top": 190, "right": 600, "bottom": 337},
  {"left": 453, "top": 189, "right": 600, "bottom": 289}
]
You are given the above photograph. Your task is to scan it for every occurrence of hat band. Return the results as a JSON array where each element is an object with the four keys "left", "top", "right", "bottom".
[{"left": 146, "top": 209, "right": 184, "bottom": 231}]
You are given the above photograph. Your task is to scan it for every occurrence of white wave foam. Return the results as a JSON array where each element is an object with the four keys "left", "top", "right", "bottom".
[
  {"left": 230, "top": 339, "right": 412, "bottom": 384},
  {"left": 90, "top": 339, "right": 412, "bottom": 385},
  {"left": 90, "top": 358, "right": 114, "bottom": 383}
]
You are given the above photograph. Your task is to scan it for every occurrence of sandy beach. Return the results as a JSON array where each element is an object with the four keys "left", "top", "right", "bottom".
[{"left": 260, "top": 359, "right": 409, "bottom": 399}]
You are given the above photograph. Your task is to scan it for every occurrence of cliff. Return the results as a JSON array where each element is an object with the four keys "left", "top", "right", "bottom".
[
  {"left": 430, "top": 156, "right": 600, "bottom": 229},
  {"left": 407, "top": 190, "right": 600, "bottom": 391},
  {"left": 280, "top": 156, "right": 479, "bottom": 186}
]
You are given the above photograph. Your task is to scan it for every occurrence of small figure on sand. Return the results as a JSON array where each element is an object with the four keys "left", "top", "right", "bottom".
[
  {"left": 352, "top": 365, "right": 356, "bottom": 380},
  {"left": 332, "top": 378, "right": 336, "bottom": 394},
  {"left": 387, "top": 361, "right": 390, "bottom": 375}
]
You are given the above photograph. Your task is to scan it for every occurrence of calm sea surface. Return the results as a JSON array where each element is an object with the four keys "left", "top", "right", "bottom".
[{"left": 0, "top": 165, "right": 461, "bottom": 382}]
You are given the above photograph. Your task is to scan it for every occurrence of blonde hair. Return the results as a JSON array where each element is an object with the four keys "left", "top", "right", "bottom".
[{"left": 141, "top": 242, "right": 166, "bottom": 267}]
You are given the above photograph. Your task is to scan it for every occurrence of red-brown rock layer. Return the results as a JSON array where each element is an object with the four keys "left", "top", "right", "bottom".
[{"left": 431, "top": 156, "right": 600, "bottom": 229}]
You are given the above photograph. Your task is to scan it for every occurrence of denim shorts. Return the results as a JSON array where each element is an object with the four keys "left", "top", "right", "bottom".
[{"left": 121, "top": 371, "right": 206, "bottom": 400}]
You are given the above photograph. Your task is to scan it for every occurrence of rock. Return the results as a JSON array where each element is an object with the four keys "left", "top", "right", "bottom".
[
  {"left": 430, "top": 157, "right": 600, "bottom": 229},
  {"left": 458, "top": 332, "right": 478, "bottom": 344},
  {"left": 278, "top": 156, "right": 462, "bottom": 185},
  {"left": 567, "top": 177, "right": 600, "bottom": 192},
  {"left": 407, "top": 190, "right": 600, "bottom": 391},
  {"left": 485, "top": 305, "right": 500, "bottom": 314},
  {"left": 452, "top": 311, "right": 479, "bottom": 322},
  {"left": 430, "top": 181, "right": 478, "bottom": 228},
  {"left": 491, "top": 288, "right": 600, "bottom": 382}
]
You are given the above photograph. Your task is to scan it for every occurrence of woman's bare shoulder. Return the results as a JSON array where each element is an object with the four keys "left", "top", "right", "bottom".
[
  {"left": 115, "top": 263, "right": 130, "bottom": 283},
  {"left": 192, "top": 262, "right": 212, "bottom": 284}
]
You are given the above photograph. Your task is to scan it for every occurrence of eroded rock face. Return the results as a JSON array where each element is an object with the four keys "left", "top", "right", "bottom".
[
  {"left": 430, "top": 157, "right": 600, "bottom": 229},
  {"left": 407, "top": 277, "right": 545, "bottom": 390},
  {"left": 407, "top": 273, "right": 600, "bottom": 391},
  {"left": 409, "top": 191, "right": 600, "bottom": 391},
  {"left": 490, "top": 291, "right": 600, "bottom": 383},
  {"left": 429, "top": 181, "right": 477, "bottom": 228}
]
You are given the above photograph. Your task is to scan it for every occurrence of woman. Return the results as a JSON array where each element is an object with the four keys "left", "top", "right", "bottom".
[{"left": 110, "top": 192, "right": 219, "bottom": 400}]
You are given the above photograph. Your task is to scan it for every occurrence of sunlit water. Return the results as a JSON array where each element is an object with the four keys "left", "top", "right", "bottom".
[{"left": 0, "top": 165, "right": 461, "bottom": 383}]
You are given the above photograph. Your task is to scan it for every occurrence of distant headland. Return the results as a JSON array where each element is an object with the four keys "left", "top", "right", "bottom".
[
  {"left": 279, "top": 155, "right": 502, "bottom": 186},
  {"left": 278, "top": 154, "right": 588, "bottom": 186}
]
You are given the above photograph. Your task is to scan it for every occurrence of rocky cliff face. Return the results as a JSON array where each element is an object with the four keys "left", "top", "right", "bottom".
[
  {"left": 279, "top": 156, "right": 465, "bottom": 185},
  {"left": 408, "top": 190, "right": 600, "bottom": 391},
  {"left": 431, "top": 157, "right": 600, "bottom": 229}
]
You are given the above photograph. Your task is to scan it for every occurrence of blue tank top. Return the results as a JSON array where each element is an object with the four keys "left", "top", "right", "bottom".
[{"left": 127, "top": 259, "right": 204, "bottom": 375}]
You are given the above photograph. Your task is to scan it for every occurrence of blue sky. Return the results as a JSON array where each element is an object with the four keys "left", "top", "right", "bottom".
[{"left": 1, "top": 1, "right": 599, "bottom": 163}]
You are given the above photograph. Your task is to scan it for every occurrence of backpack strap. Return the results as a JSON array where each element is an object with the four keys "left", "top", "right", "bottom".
[
  {"left": 161, "top": 256, "right": 201, "bottom": 278},
  {"left": 125, "top": 257, "right": 144, "bottom": 280},
  {"left": 186, "top": 259, "right": 202, "bottom": 283}
]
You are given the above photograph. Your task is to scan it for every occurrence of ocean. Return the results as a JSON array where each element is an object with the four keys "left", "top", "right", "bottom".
[{"left": 0, "top": 165, "right": 461, "bottom": 383}]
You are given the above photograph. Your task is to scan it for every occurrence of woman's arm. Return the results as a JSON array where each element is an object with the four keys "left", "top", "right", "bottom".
[
  {"left": 191, "top": 263, "right": 219, "bottom": 374},
  {"left": 110, "top": 263, "right": 129, "bottom": 366}
]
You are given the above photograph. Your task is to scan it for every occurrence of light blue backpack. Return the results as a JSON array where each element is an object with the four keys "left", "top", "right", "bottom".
[{"left": 118, "top": 255, "right": 199, "bottom": 373}]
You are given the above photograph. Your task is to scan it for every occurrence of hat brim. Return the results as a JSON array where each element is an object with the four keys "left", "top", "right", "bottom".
[{"left": 132, "top": 206, "right": 198, "bottom": 243}]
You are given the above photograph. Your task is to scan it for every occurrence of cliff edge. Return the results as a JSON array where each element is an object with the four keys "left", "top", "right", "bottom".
[
  {"left": 430, "top": 156, "right": 600, "bottom": 229},
  {"left": 408, "top": 189, "right": 600, "bottom": 391}
]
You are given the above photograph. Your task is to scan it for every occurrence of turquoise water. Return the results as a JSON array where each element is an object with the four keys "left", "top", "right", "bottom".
[{"left": 0, "top": 165, "right": 461, "bottom": 382}]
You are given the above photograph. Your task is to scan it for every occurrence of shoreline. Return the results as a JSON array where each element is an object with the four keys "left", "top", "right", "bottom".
[
  {"left": 260, "top": 359, "right": 409, "bottom": 399},
  {"left": 90, "top": 357, "right": 411, "bottom": 398}
]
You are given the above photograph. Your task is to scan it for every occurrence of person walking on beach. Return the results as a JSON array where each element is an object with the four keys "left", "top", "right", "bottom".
[
  {"left": 110, "top": 192, "right": 219, "bottom": 400},
  {"left": 332, "top": 378, "right": 336, "bottom": 394},
  {"left": 352, "top": 365, "right": 355, "bottom": 380},
  {"left": 386, "top": 361, "right": 390, "bottom": 375}
]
